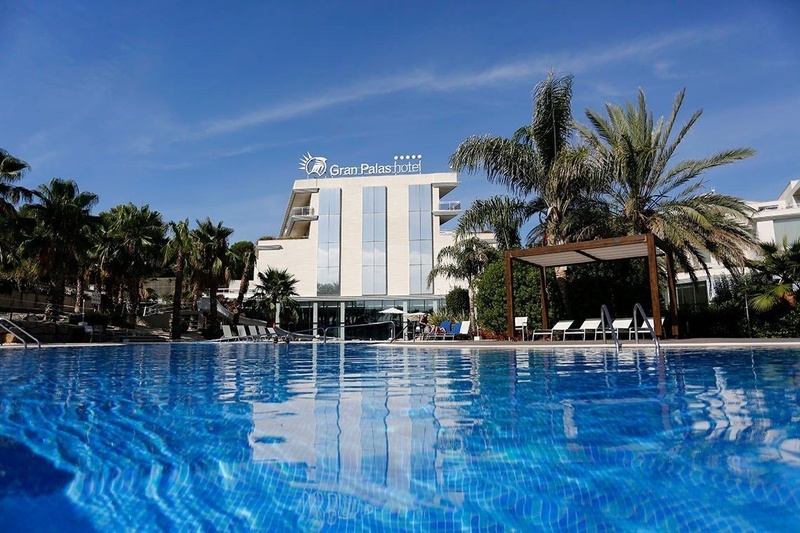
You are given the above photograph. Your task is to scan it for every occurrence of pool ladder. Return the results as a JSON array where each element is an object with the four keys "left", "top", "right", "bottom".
[
  {"left": 0, "top": 318, "right": 42, "bottom": 349},
  {"left": 632, "top": 303, "right": 660, "bottom": 355},
  {"left": 599, "top": 304, "right": 621, "bottom": 354}
]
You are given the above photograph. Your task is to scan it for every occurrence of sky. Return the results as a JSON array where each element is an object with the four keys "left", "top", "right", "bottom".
[{"left": 2, "top": 0, "right": 799, "bottom": 243}]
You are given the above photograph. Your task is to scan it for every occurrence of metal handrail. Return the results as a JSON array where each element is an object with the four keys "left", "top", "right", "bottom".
[
  {"left": 632, "top": 303, "right": 660, "bottom": 354},
  {"left": 323, "top": 320, "right": 396, "bottom": 344},
  {"left": 599, "top": 304, "right": 620, "bottom": 354},
  {"left": 0, "top": 318, "right": 42, "bottom": 349}
]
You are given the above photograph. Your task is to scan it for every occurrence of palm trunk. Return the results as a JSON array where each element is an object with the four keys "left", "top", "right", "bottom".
[
  {"left": 232, "top": 252, "right": 254, "bottom": 326},
  {"left": 208, "top": 279, "right": 219, "bottom": 336},
  {"left": 171, "top": 251, "right": 185, "bottom": 340},
  {"left": 467, "top": 285, "right": 478, "bottom": 338},
  {"left": 74, "top": 274, "right": 85, "bottom": 314},
  {"left": 127, "top": 277, "right": 140, "bottom": 328}
]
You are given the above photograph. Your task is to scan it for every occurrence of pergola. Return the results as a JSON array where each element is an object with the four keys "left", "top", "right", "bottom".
[{"left": 504, "top": 234, "right": 680, "bottom": 338}]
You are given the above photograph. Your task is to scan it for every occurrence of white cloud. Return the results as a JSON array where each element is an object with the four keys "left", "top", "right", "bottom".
[{"left": 180, "top": 25, "right": 737, "bottom": 142}]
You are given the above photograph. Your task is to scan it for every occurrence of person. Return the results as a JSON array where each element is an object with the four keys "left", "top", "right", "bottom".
[{"left": 418, "top": 313, "right": 430, "bottom": 339}]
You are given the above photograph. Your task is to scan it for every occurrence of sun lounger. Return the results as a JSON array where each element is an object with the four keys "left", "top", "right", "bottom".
[
  {"left": 531, "top": 320, "right": 575, "bottom": 340},
  {"left": 563, "top": 318, "right": 603, "bottom": 340},
  {"left": 273, "top": 325, "right": 316, "bottom": 341},
  {"left": 220, "top": 324, "right": 238, "bottom": 341},
  {"left": 514, "top": 316, "right": 529, "bottom": 340},
  {"left": 609, "top": 317, "right": 633, "bottom": 340}
]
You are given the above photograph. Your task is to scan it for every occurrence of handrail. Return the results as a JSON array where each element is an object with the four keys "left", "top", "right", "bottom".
[
  {"left": 599, "top": 304, "right": 620, "bottom": 354},
  {"left": 0, "top": 318, "right": 42, "bottom": 349},
  {"left": 323, "top": 320, "right": 396, "bottom": 344},
  {"left": 632, "top": 303, "right": 660, "bottom": 354}
]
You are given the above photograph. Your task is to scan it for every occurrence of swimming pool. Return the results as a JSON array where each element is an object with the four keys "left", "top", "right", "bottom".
[{"left": 0, "top": 343, "right": 798, "bottom": 531}]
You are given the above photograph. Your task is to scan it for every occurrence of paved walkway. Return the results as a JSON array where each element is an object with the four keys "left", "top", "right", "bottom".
[{"left": 384, "top": 337, "right": 800, "bottom": 350}]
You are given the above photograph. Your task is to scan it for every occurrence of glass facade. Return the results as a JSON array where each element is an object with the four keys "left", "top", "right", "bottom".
[
  {"left": 317, "top": 188, "right": 341, "bottom": 295},
  {"left": 362, "top": 187, "right": 387, "bottom": 295},
  {"left": 408, "top": 184, "right": 433, "bottom": 294},
  {"left": 774, "top": 218, "right": 800, "bottom": 245}
]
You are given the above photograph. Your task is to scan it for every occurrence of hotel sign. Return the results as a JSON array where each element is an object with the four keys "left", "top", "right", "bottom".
[{"left": 300, "top": 152, "right": 422, "bottom": 178}]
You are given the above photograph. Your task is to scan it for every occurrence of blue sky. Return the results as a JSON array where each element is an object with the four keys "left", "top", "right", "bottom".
[{"left": 2, "top": 1, "right": 799, "bottom": 242}]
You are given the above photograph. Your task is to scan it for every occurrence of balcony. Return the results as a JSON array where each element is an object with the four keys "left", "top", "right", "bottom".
[
  {"left": 291, "top": 206, "right": 317, "bottom": 220},
  {"left": 432, "top": 200, "right": 461, "bottom": 222}
]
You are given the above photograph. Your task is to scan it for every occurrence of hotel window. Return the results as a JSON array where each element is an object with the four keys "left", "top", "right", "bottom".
[
  {"left": 408, "top": 184, "right": 433, "bottom": 294},
  {"left": 317, "top": 188, "right": 341, "bottom": 295},
  {"left": 362, "top": 186, "right": 387, "bottom": 295},
  {"left": 774, "top": 219, "right": 800, "bottom": 246}
]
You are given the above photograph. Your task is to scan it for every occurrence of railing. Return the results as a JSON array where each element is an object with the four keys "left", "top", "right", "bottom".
[
  {"left": 599, "top": 304, "right": 620, "bottom": 354},
  {"left": 437, "top": 201, "right": 461, "bottom": 211},
  {"left": 632, "top": 303, "right": 660, "bottom": 354},
  {"left": 322, "top": 320, "right": 396, "bottom": 344},
  {"left": 0, "top": 318, "right": 42, "bottom": 349},
  {"left": 290, "top": 206, "right": 315, "bottom": 217}
]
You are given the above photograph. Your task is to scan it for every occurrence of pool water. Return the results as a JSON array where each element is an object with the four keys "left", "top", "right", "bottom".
[{"left": 0, "top": 343, "right": 799, "bottom": 531}]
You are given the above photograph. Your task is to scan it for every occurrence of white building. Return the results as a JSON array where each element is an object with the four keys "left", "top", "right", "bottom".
[
  {"left": 676, "top": 179, "right": 800, "bottom": 306},
  {"left": 244, "top": 154, "right": 465, "bottom": 335}
]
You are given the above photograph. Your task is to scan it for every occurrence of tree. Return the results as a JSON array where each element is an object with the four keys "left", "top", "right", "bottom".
[
  {"left": 427, "top": 236, "right": 497, "bottom": 335},
  {"left": 450, "top": 72, "right": 603, "bottom": 249},
  {"left": 748, "top": 238, "right": 800, "bottom": 311},
  {"left": 19, "top": 178, "right": 98, "bottom": 319},
  {"left": 577, "top": 88, "right": 757, "bottom": 277},
  {"left": 0, "top": 148, "right": 32, "bottom": 216},
  {"left": 450, "top": 72, "right": 604, "bottom": 316},
  {"left": 255, "top": 267, "right": 298, "bottom": 325},
  {"left": 103, "top": 204, "right": 167, "bottom": 325},
  {"left": 230, "top": 241, "right": 255, "bottom": 326},
  {"left": 191, "top": 218, "right": 234, "bottom": 337},
  {"left": 454, "top": 196, "right": 535, "bottom": 251},
  {"left": 164, "top": 219, "right": 192, "bottom": 339}
]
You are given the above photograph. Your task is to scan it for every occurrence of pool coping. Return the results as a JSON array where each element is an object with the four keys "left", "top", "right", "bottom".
[{"left": 5, "top": 337, "right": 800, "bottom": 351}]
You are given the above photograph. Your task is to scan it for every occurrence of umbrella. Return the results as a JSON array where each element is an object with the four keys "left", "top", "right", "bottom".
[
  {"left": 379, "top": 307, "right": 405, "bottom": 315},
  {"left": 403, "top": 312, "right": 425, "bottom": 321}
]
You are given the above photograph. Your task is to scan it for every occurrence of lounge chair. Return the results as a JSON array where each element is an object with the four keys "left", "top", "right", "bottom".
[
  {"left": 609, "top": 317, "right": 633, "bottom": 340},
  {"left": 531, "top": 320, "right": 575, "bottom": 340},
  {"left": 236, "top": 325, "right": 260, "bottom": 340},
  {"left": 514, "top": 316, "right": 528, "bottom": 340},
  {"left": 564, "top": 318, "right": 603, "bottom": 341},
  {"left": 455, "top": 320, "right": 471, "bottom": 339},
  {"left": 630, "top": 317, "right": 664, "bottom": 340},
  {"left": 220, "top": 324, "right": 238, "bottom": 341},
  {"left": 254, "top": 325, "right": 273, "bottom": 341},
  {"left": 273, "top": 325, "right": 316, "bottom": 341}
]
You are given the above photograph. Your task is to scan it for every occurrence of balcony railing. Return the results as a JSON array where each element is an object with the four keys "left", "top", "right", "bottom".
[
  {"left": 291, "top": 206, "right": 315, "bottom": 217},
  {"left": 437, "top": 201, "right": 461, "bottom": 211}
]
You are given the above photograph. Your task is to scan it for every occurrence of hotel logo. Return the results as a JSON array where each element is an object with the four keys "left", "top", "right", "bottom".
[
  {"left": 299, "top": 153, "right": 328, "bottom": 178},
  {"left": 299, "top": 152, "right": 423, "bottom": 178}
]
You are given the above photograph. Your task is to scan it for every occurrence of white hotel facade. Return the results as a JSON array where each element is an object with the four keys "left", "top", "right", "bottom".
[{"left": 249, "top": 154, "right": 465, "bottom": 334}]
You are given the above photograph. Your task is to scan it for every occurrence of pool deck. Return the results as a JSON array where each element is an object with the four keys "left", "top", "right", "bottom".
[
  {"left": 385, "top": 337, "right": 800, "bottom": 349},
  {"left": 5, "top": 337, "right": 800, "bottom": 350}
]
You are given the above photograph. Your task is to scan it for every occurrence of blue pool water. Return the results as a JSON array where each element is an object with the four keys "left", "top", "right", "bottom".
[{"left": 0, "top": 343, "right": 799, "bottom": 531}]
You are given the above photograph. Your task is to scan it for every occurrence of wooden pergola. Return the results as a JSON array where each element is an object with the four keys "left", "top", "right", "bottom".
[{"left": 504, "top": 234, "right": 680, "bottom": 338}]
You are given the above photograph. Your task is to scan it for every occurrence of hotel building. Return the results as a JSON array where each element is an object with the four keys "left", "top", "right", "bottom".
[
  {"left": 676, "top": 179, "right": 800, "bottom": 306},
  {"left": 248, "top": 154, "right": 464, "bottom": 335}
]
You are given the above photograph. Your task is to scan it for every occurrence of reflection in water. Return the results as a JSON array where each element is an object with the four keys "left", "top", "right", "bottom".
[{"left": 0, "top": 344, "right": 798, "bottom": 530}]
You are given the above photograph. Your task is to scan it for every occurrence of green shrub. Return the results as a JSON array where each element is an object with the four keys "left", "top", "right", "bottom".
[
  {"left": 475, "top": 260, "right": 542, "bottom": 336},
  {"left": 445, "top": 287, "right": 470, "bottom": 316}
]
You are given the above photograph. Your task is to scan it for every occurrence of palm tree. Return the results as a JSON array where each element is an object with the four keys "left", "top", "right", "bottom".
[
  {"left": 104, "top": 204, "right": 167, "bottom": 325},
  {"left": 230, "top": 241, "right": 256, "bottom": 326},
  {"left": 19, "top": 178, "right": 99, "bottom": 320},
  {"left": 454, "top": 196, "right": 535, "bottom": 251},
  {"left": 191, "top": 218, "right": 234, "bottom": 336},
  {"left": 255, "top": 267, "right": 298, "bottom": 325},
  {"left": 450, "top": 72, "right": 602, "bottom": 248},
  {"left": 748, "top": 238, "right": 800, "bottom": 311},
  {"left": 0, "top": 148, "right": 32, "bottom": 216},
  {"left": 427, "top": 236, "right": 497, "bottom": 335},
  {"left": 450, "top": 72, "right": 604, "bottom": 315},
  {"left": 164, "top": 219, "right": 192, "bottom": 339},
  {"left": 577, "top": 88, "right": 757, "bottom": 277}
]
